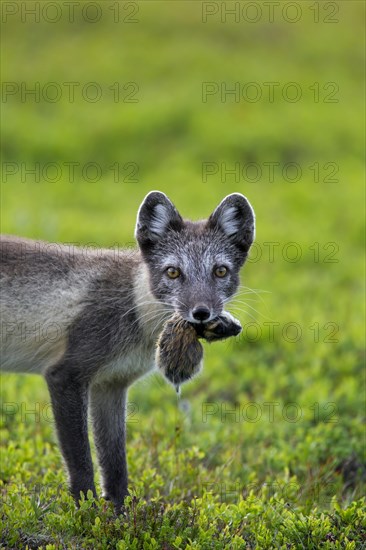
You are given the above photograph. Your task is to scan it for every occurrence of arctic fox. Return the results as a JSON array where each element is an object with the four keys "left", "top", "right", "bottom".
[{"left": 0, "top": 191, "right": 255, "bottom": 509}]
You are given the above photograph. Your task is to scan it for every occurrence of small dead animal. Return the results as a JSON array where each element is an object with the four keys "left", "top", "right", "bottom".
[{"left": 156, "top": 312, "right": 242, "bottom": 390}]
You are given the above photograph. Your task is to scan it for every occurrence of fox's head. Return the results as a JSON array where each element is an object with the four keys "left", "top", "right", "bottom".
[{"left": 135, "top": 191, "right": 255, "bottom": 324}]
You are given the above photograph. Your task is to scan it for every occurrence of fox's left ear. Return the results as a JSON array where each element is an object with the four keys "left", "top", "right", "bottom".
[{"left": 207, "top": 193, "right": 255, "bottom": 251}]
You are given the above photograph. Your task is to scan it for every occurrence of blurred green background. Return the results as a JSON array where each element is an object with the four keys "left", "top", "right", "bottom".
[{"left": 1, "top": 1, "right": 365, "bottom": 547}]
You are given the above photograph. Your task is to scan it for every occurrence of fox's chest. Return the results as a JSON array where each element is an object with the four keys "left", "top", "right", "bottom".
[{"left": 91, "top": 336, "right": 158, "bottom": 387}]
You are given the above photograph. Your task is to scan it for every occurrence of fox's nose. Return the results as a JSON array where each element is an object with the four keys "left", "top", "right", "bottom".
[{"left": 192, "top": 305, "right": 211, "bottom": 322}]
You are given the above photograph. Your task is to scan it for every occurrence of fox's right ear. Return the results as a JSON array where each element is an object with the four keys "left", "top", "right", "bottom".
[{"left": 135, "top": 191, "right": 183, "bottom": 246}]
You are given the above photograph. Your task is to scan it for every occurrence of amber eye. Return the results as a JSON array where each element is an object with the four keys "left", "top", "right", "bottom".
[
  {"left": 215, "top": 266, "right": 227, "bottom": 278},
  {"left": 166, "top": 267, "right": 181, "bottom": 279}
]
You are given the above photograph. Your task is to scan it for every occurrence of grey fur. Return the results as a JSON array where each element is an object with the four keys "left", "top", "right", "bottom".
[{"left": 0, "top": 191, "right": 255, "bottom": 510}]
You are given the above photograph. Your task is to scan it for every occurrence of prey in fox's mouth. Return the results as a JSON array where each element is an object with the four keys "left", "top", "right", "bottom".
[
  {"left": 193, "top": 313, "right": 242, "bottom": 342},
  {"left": 156, "top": 312, "right": 242, "bottom": 390}
]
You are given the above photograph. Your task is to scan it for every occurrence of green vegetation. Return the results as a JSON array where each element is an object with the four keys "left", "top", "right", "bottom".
[{"left": 1, "top": 1, "right": 365, "bottom": 548}]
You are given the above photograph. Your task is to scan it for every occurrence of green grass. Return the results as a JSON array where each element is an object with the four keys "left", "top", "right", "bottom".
[{"left": 1, "top": 1, "right": 365, "bottom": 548}]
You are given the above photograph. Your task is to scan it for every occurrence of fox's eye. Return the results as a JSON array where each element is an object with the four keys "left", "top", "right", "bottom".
[
  {"left": 166, "top": 267, "right": 181, "bottom": 279},
  {"left": 215, "top": 266, "right": 228, "bottom": 278}
]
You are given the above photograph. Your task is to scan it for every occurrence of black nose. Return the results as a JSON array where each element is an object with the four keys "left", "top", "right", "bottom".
[{"left": 192, "top": 306, "right": 211, "bottom": 322}]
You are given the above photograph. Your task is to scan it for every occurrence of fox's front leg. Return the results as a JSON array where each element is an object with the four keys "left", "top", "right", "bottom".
[
  {"left": 89, "top": 382, "right": 129, "bottom": 511},
  {"left": 45, "top": 363, "right": 96, "bottom": 503}
]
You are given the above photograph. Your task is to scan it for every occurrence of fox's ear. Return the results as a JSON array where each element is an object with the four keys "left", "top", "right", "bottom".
[
  {"left": 207, "top": 193, "right": 255, "bottom": 251},
  {"left": 135, "top": 191, "right": 183, "bottom": 245}
]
